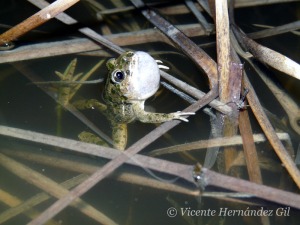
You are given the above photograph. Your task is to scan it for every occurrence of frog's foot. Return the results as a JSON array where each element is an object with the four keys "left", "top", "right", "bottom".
[{"left": 171, "top": 111, "right": 195, "bottom": 122}]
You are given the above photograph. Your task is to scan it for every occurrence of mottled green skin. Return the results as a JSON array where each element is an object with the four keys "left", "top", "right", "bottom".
[{"left": 75, "top": 51, "right": 192, "bottom": 150}]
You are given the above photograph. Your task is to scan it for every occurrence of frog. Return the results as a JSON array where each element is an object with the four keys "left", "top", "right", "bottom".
[{"left": 75, "top": 51, "right": 195, "bottom": 150}]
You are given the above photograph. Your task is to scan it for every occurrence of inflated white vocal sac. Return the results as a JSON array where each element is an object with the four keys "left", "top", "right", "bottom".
[{"left": 121, "top": 51, "right": 161, "bottom": 100}]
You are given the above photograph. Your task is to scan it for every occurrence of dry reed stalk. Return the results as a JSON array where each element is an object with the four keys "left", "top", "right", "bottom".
[
  {"left": 0, "top": 0, "right": 79, "bottom": 45},
  {"left": 248, "top": 20, "right": 300, "bottom": 39},
  {"left": 233, "top": 0, "right": 299, "bottom": 7},
  {"left": 29, "top": 0, "right": 124, "bottom": 54},
  {"left": 185, "top": 0, "right": 213, "bottom": 32},
  {"left": 214, "top": 0, "right": 242, "bottom": 173},
  {"left": 0, "top": 153, "right": 118, "bottom": 225},
  {"left": 233, "top": 27, "right": 300, "bottom": 81},
  {"left": 216, "top": 0, "right": 231, "bottom": 101},
  {"left": 0, "top": 125, "right": 194, "bottom": 178},
  {"left": 149, "top": 132, "right": 290, "bottom": 156},
  {"left": 201, "top": 167, "right": 300, "bottom": 210},
  {"left": 244, "top": 75, "right": 300, "bottom": 188},
  {"left": 0, "top": 24, "right": 206, "bottom": 64},
  {"left": 0, "top": 174, "right": 88, "bottom": 224},
  {"left": 107, "top": 0, "right": 299, "bottom": 16},
  {"left": 140, "top": 9, "right": 218, "bottom": 88},
  {"left": 0, "top": 38, "right": 102, "bottom": 64},
  {"left": 247, "top": 59, "right": 300, "bottom": 135},
  {"left": 160, "top": 71, "right": 232, "bottom": 115},
  {"left": 228, "top": 0, "right": 300, "bottom": 188},
  {"left": 239, "top": 109, "right": 263, "bottom": 182},
  {"left": 130, "top": 0, "right": 219, "bottom": 87},
  {"left": 1, "top": 147, "right": 198, "bottom": 197},
  {"left": 0, "top": 189, "right": 61, "bottom": 225},
  {"left": 230, "top": 38, "right": 289, "bottom": 223}
]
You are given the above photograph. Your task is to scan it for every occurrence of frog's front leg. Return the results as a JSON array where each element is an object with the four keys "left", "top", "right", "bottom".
[
  {"left": 132, "top": 102, "right": 195, "bottom": 123},
  {"left": 72, "top": 99, "right": 107, "bottom": 112},
  {"left": 111, "top": 122, "right": 127, "bottom": 150}
]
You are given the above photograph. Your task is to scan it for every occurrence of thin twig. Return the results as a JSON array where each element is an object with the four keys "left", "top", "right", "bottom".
[
  {"left": 138, "top": 7, "right": 218, "bottom": 88},
  {"left": 0, "top": 125, "right": 193, "bottom": 179},
  {"left": 160, "top": 71, "right": 232, "bottom": 115},
  {"left": 0, "top": 23, "right": 208, "bottom": 64},
  {"left": 0, "top": 174, "right": 88, "bottom": 224},
  {"left": 233, "top": 26, "right": 300, "bottom": 81},
  {"left": 185, "top": 0, "right": 213, "bottom": 33},
  {"left": 233, "top": 0, "right": 299, "bottom": 7},
  {"left": 149, "top": 132, "right": 290, "bottom": 157},
  {"left": 248, "top": 20, "right": 300, "bottom": 39},
  {"left": 0, "top": 38, "right": 103, "bottom": 64},
  {"left": 239, "top": 109, "right": 263, "bottom": 182},
  {"left": 95, "top": 0, "right": 299, "bottom": 16},
  {"left": 0, "top": 153, "right": 118, "bottom": 225},
  {"left": 1, "top": 147, "right": 198, "bottom": 197},
  {"left": 246, "top": 59, "right": 300, "bottom": 135},
  {"left": 200, "top": 167, "right": 300, "bottom": 210},
  {"left": 28, "top": 0, "right": 124, "bottom": 54},
  {"left": 244, "top": 74, "right": 300, "bottom": 188},
  {"left": 239, "top": 108, "right": 268, "bottom": 225},
  {"left": 0, "top": 0, "right": 79, "bottom": 44}
]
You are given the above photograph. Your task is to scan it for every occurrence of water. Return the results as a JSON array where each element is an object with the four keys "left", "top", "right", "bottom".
[{"left": 0, "top": 1, "right": 300, "bottom": 225}]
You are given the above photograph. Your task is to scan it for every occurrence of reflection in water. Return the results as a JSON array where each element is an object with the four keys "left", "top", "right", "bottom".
[
  {"left": 203, "top": 113, "right": 222, "bottom": 169},
  {"left": 161, "top": 81, "right": 222, "bottom": 169}
]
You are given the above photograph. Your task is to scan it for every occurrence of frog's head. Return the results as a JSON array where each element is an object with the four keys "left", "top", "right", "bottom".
[{"left": 104, "top": 51, "right": 161, "bottom": 102}]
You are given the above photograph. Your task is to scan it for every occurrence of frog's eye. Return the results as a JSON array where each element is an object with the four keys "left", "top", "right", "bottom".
[{"left": 111, "top": 70, "right": 126, "bottom": 83}]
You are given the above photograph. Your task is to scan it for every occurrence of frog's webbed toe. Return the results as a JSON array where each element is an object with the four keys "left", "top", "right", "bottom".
[
  {"left": 156, "top": 60, "right": 169, "bottom": 70},
  {"left": 171, "top": 111, "right": 195, "bottom": 122}
]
